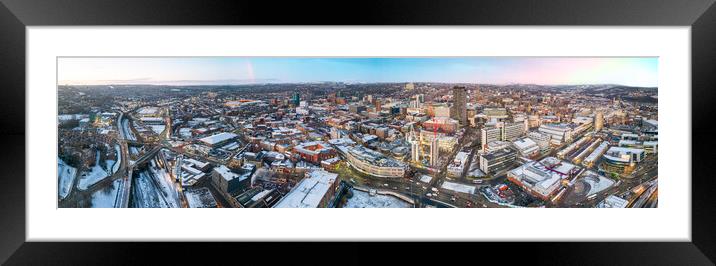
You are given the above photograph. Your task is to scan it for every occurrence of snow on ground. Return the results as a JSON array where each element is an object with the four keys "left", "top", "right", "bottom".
[
  {"left": 90, "top": 179, "right": 122, "bottom": 207},
  {"left": 419, "top": 175, "right": 433, "bottom": 183},
  {"left": 132, "top": 171, "right": 169, "bottom": 208},
  {"left": 77, "top": 151, "right": 110, "bottom": 190},
  {"left": 148, "top": 160, "right": 181, "bottom": 208},
  {"left": 57, "top": 158, "right": 77, "bottom": 199},
  {"left": 112, "top": 144, "right": 122, "bottom": 173},
  {"left": 582, "top": 171, "right": 615, "bottom": 196},
  {"left": 467, "top": 168, "right": 486, "bottom": 178},
  {"left": 149, "top": 125, "right": 165, "bottom": 135},
  {"left": 122, "top": 118, "right": 136, "bottom": 141},
  {"left": 185, "top": 187, "right": 218, "bottom": 208},
  {"left": 441, "top": 181, "right": 476, "bottom": 194},
  {"left": 343, "top": 190, "right": 411, "bottom": 208}
]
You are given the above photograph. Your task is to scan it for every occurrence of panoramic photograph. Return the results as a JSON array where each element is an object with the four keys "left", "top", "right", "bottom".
[{"left": 56, "top": 57, "right": 658, "bottom": 208}]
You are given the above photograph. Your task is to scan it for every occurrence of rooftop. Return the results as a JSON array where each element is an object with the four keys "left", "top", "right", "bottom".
[
  {"left": 509, "top": 157, "right": 577, "bottom": 194},
  {"left": 513, "top": 137, "right": 537, "bottom": 150},
  {"left": 482, "top": 148, "right": 515, "bottom": 161},
  {"left": 199, "top": 132, "right": 238, "bottom": 145},
  {"left": 347, "top": 146, "right": 405, "bottom": 168},
  {"left": 213, "top": 165, "right": 242, "bottom": 182},
  {"left": 273, "top": 170, "right": 338, "bottom": 208}
]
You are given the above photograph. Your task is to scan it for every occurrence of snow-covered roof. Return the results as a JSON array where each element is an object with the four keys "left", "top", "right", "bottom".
[
  {"left": 509, "top": 157, "right": 576, "bottom": 197},
  {"left": 213, "top": 165, "right": 240, "bottom": 182},
  {"left": 513, "top": 137, "right": 537, "bottom": 150},
  {"left": 251, "top": 189, "right": 274, "bottom": 202},
  {"left": 273, "top": 170, "right": 337, "bottom": 208},
  {"left": 199, "top": 132, "right": 238, "bottom": 145},
  {"left": 600, "top": 195, "right": 629, "bottom": 208},
  {"left": 184, "top": 158, "right": 209, "bottom": 169}
]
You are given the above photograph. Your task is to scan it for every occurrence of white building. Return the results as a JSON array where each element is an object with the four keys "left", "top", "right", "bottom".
[
  {"left": 273, "top": 170, "right": 338, "bottom": 208},
  {"left": 512, "top": 137, "right": 539, "bottom": 157},
  {"left": 411, "top": 140, "right": 420, "bottom": 162},
  {"left": 528, "top": 131, "right": 551, "bottom": 152},
  {"left": 430, "top": 138, "right": 440, "bottom": 167},
  {"left": 447, "top": 151, "right": 470, "bottom": 177},
  {"left": 538, "top": 123, "right": 573, "bottom": 145},
  {"left": 598, "top": 195, "right": 629, "bottom": 208},
  {"left": 508, "top": 157, "right": 579, "bottom": 200},
  {"left": 199, "top": 132, "right": 238, "bottom": 147},
  {"left": 502, "top": 121, "right": 527, "bottom": 141},
  {"left": 481, "top": 126, "right": 502, "bottom": 151},
  {"left": 484, "top": 140, "right": 512, "bottom": 154}
]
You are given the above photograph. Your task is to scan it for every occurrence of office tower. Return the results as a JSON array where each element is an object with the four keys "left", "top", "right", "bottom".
[
  {"left": 291, "top": 92, "right": 300, "bottom": 106},
  {"left": 451, "top": 86, "right": 467, "bottom": 125},
  {"left": 430, "top": 138, "right": 440, "bottom": 167},
  {"left": 411, "top": 140, "right": 420, "bottom": 162}
]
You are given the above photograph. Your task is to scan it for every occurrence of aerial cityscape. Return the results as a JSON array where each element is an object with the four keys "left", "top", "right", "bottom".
[{"left": 57, "top": 57, "right": 658, "bottom": 208}]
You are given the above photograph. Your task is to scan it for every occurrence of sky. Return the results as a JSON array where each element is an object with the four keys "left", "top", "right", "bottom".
[{"left": 58, "top": 57, "right": 658, "bottom": 87}]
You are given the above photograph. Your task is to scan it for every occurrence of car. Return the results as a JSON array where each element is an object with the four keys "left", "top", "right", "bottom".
[
  {"left": 405, "top": 187, "right": 410, "bottom": 190},
  {"left": 431, "top": 187, "right": 439, "bottom": 192},
  {"left": 392, "top": 187, "right": 398, "bottom": 190},
  {"left": 426, "top": 193, "right": 433, "bottom": 197},
  {"left": 451, "top": 197, "right": 456, "bottom": 202},
  {"left": 383, "top": 183, "right": 389, "bottom": 187}
]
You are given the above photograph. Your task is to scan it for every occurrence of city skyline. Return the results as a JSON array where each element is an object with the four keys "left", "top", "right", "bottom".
[
  {"left": 58, "top": 57, "right": 658, "bottom": 87},
  {"left": 57, "top": 56, "right": 657, "bottom": 209}
]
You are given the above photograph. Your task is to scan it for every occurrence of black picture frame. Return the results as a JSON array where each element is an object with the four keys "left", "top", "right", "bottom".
[{"left": 1, "top": 0, "right": 714, "bottom": 264}]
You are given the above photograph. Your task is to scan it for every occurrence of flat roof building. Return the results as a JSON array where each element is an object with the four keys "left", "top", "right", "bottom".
[
  {"left": 211, "top": 165, "right": 251, "bottom": 194},
  {"left": 273, "top": 170, "right": 338, "bottom": 208},
  {"left": 508, "top": 157, "right": 579, "bottom": 200},
  {"left": 513, "top": 137, "right": 539, "bottom": 157},
  {"left": 339, "top": 145, "right": 406, "bottom": 178},
  {"left": 199, "top": 132, "right": 238, "bottom": 147},
  {"left": 479, "top": 148, "right": 517, "bottom": 175}
]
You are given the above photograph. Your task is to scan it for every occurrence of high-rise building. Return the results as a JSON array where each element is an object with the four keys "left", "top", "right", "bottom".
[
  {"left": 481, "top": 126, "right": 503, "bottom": 151},
  {"left": 430, "top": 138, "right": 440, "bottom": 167},
  {"left": 451, "top": 86, "right": 468, "bottom": 125},
  {"left": 411, "top": 94, "right": 425, "bottom": 108},
  {"left": 375, "top": 99, "right": 382, "bottom": 112},
  {"left": 502, "top": 121, "right": 526, "bottom": 141},
  {"left": 595, "top": 111, "right": 604, "bottom": 132},
  {"left": 411, "top": 140, "right": 420, "bottom": 162},
  {"left": 291, "top": 92, "right": 300, "bottom": 106}
]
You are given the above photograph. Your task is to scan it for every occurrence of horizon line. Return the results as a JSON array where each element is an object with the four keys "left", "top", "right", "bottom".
[{"left": 57, "top": 81, "right": 658, "bottom": 88}]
